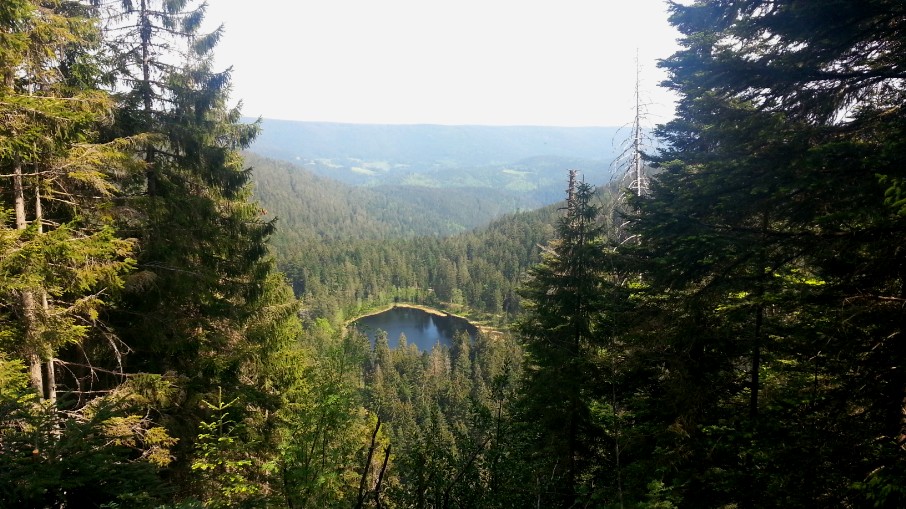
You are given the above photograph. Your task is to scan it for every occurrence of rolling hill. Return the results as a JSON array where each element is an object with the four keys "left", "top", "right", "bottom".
[
  {"left": 245, "top": 152, "right": 541, "bottom": 240},
  {"left": 247, "top": 119, "right": 626, "bottom": 203}
]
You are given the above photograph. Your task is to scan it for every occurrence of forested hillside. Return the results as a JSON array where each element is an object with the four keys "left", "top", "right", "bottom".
[
  {"left": 246, "top": 150, "right": 569, "bottom": 321},
  {"left": 249, "top": 119, "right": 618, "bottom": 176},
  {"left": 3, "top": 1, "right": 905, "bottom": 508},
  {"left": 286, "top": 205, "right": 561, "bottom": 322},
  {"left": 246, "top": 152, "right": 540, "bottom": 239}
]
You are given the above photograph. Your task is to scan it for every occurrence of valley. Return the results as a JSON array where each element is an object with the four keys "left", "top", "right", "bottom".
[
  {"left": 244, "top": 121, "right": 618, "bottom": 326},
  {"left": 3, "top": 2, "right": 901, "bottom": 508}
]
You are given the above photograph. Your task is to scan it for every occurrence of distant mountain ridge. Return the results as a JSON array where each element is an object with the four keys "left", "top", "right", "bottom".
[
  {"left": 250, "top": 119, "right": 623, "bottom": 163},
  {"left": 247, "top": 119, "right": 625, "bottom": 194}
]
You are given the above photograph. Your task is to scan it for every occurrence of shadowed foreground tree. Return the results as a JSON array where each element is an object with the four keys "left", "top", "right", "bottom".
[
  {"left": 97, "top": 2, "right": 295, "bottom": 491},
  {"left": 615, "top": 1, "right": 906, "bottom": 506},
  {"left": 513, "top": 176, "right": 618, "bottom": 507}
]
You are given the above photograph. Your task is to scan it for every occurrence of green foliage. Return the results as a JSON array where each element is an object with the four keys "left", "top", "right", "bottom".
[
  {"left": 1, "top": 0, "right": 138, "bottom": 404},
  {"left": 191, "top": 390, "right": 261, "bottom": 508},
  {"left": 3, "top": 1, "right": 307, "bottom": 506},
  {"left": 0, "top": 358, "right": 174, "bottom": 507},
  {"left": 95, "top": 3, "right": 299, "bottom": 495},
  {"left": 360, "top": 323, "right": 523, "bottom": 508},
  {"left": 276, "top": 323, "right": 371, "bottom": 508},
  {"left": 268, "top": 188, "right": 561, "bottom": 322},
  {"left": 638, "top": 481, "right": 678, "bottom": 509},
  {"left": 6, "top": 0, "right": 905, "bottom": 506},
  {"left": 0, "top": 353, "right": 35, "bottom": 408},
  {"left": 512, "top": 180, "right": 629, "bottom": 507},
  {"left": 246, "top": 151, "right": 537, "bottom": 239},
  {"left": 602, "top": 1, "right": 906, "bottom": 506}
]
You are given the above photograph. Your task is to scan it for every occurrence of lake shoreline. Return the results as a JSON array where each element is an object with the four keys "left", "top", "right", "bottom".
[
  {"left": 349, "top": 303, "right": 501, "bottom": 337},
  {"left": 352, "top": 302, "right": 448, "bottom": 321}
]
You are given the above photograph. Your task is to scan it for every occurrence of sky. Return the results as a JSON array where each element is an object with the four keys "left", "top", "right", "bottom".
[{"left": 204, "top": 0, "right": 682, "bottom": 127}]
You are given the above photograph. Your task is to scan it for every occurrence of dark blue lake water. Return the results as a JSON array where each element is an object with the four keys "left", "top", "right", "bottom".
[{"left": 353, "top": 306, "right": 477, "bottom": 351}]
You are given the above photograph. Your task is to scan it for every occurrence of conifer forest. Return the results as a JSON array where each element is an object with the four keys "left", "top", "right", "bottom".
[{"left": 1, "top": 1, "right": 905, "bottom": 507}]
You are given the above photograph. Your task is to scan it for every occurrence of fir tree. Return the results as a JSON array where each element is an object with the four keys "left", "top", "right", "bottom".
[{"left": 0, "top": 3, "right": 178, "bottom": 506}]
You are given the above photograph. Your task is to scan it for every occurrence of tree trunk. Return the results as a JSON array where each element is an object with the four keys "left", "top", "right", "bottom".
[
  {"left": 355, "top": 417, "right": 381, "bottom": 509},
  {"left": 41, "top": 296, "right": 55, "bottom": 403},
  {"left": 35, "top": 186, "right": 55, "bottom": 402},
  {"left": 139, "top": 0, "right": 157, "bottom": 196},
  {"left": 750, "top": 303, "right": 763, "bottom": 422},
  {"left": 750, "top": 210, "right": 770, "bottom": 423},
  {"left": 13, "top": 160, "right": 45, "bottom": 399},
  {"left": 374, "top": 444, "right": 391, "bottom": 509}
]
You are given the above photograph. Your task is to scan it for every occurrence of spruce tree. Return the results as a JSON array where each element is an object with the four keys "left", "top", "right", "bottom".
[
  {"left": 623, "top": 1, "right": 906, "bottom": 505},
  {"left": 98, "top": 0, "right": 297, "bottom": 492},
  {"left": 514, "top": 176, "right": 612, "bottom": 507},
  {"left": 0, "top": 3, "right": 180, "bottom": 506},
  {"left": 0, "top": 0, "right": 136, "bottom": 402}
]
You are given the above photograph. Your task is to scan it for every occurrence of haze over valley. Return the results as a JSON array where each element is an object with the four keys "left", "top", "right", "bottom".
[{"left": 248, "top": 119, "right": 624, "bottom": 209}]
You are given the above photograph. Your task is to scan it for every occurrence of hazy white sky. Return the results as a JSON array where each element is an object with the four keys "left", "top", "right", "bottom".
[{"left": 205, "top": 0, "right": 681, "bottom": 127}]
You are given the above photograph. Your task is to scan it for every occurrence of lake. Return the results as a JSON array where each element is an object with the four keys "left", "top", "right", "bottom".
[{"left": 353, "top": 306, "right": 478, "bottom": 351}]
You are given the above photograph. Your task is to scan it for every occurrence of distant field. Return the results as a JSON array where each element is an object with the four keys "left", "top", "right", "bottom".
[{"left": 247, "top": 119, "right": 624, "bottom": 198}]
